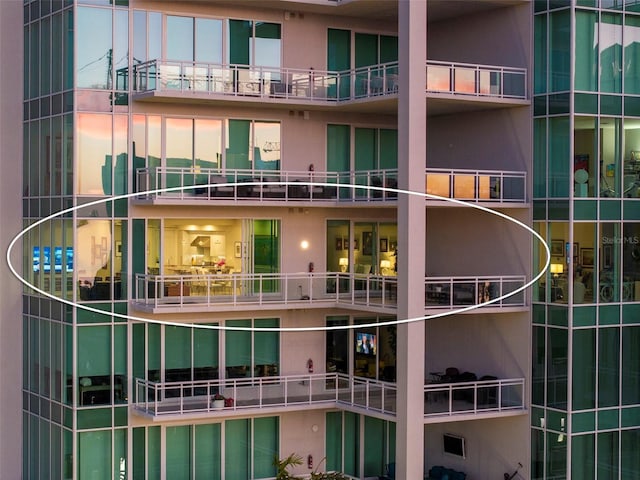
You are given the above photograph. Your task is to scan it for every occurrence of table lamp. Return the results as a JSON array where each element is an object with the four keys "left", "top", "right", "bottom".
[
  {"left": 380, "top": 259, "right": 391, "bottom": 275},
  {"left": 550, "top": 263, "right": 564, "bottom": 285},
  {"left": 338, "top": 257, "right": 348, "bottom": 272}
]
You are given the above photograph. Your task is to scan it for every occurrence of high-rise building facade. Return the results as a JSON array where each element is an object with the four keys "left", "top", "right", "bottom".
[
  {"left": 19, "top": 1, "right": 533, "bottom": 479},
  {"left": 532, "top": 1, "right": 640, "bottom": 478}
]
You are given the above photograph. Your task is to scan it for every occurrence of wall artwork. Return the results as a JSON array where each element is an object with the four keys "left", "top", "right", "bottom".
[{"left": 581, "top": 248, "right": 594, "bottom": 267}]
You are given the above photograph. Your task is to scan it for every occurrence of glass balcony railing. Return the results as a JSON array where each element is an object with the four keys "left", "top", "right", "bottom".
[
  {"left": 131, "top": 272, "right": 526, "bottom": 311},
  {"left": 132, "top": 59, "right": 527, "bottom": 102},
  {"left": 425, "top": 168, "right": 527, "bottom": 203},
  {"left": 133, "top": 272, "right": 399, "bottom": 310},
  {"left": 424, "top": 276, "right": 527, "bottom": 308},
  {"left": 135, "top": 167, "right": 399, "bottom": 203},
  {"left": 133, "top": 373, "right": 396, "bottom": 418},
  {"left": 424, "top": 377, "right": 525, "bottom": 417},
  {"left": 132, "top": 373, "right": 525, "bottom": 420},
  {"left": 133, "top": 60, "right": 399, "bottom": 101},
  {"left": 135, "top": 167, "right": 527, "bottom": 204},
  {"left": 426, "top": 60, "right": 527, "bottom": 99}
]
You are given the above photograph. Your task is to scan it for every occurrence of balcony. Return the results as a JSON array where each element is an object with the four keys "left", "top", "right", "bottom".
[
  {"left": 132, "top": 272, "right": 398, "bottom": 313},
  {"left": 132, "top": 60, "right": 399, "bottom": 112},
  {"left": 425, "top": 168, "right": 527, "bottom": 204},
  {"left": 132, "top": 373, "right": 525, "bottom": 423},
  {"left": 424, "top": 276, "right": 527, "bottom": 310},
  {"left": 424, "top": 377, "right": 526, "bottom": 423},
  {"left": 134, "top": 167, "right": 398, "bottom": 205},
  {"left": 134, "top": 167, "right": 527, "bottom": 206},
  {"left": 130, "top": 272, "right": 526, "bottom": 314},
  {"left": 131, "top": 60, "right": 527, "bottom": 112}
]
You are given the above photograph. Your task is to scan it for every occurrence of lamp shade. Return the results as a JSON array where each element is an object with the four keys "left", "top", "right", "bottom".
[
  {"left": 550, "top": 263, "right": 564, "bottom": 275},
  {"left": 380, "top": 260, "right": 391, "bottom": 269},
  {"left": 339, "top": 257, "right": 349, "bottom": 266}
]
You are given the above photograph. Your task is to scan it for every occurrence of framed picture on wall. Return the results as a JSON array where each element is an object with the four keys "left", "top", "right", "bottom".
[
  {"left": 551, "top": 239, "right": 564, "bottom": 257},
  {"left": 335, "top": 237, "right": 343, "bottom": 250},
  {"left": 581, "top": 247, "right": 594, "bottom": 267},
  {"left": 235, "top": 241, "right": 242, "bottom": 258},
  {"left": 380, "top": 238, "right": 388, "bottom": 252},
  {"left": 115, "top": 241, "right": 122, "bottom": 257},
  {"left": 353, "top": 238, "right": 359, "bottom": 250}
]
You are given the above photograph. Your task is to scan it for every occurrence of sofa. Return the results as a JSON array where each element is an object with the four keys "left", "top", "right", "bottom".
[{"left": 427, "top": 465, "right": 466, "bottom": 480}]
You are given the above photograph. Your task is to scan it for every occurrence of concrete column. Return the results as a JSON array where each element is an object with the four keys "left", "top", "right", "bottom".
[
  {"left": 0, "top": 0, "right": 24, "bottom": 478},
  {"left": 396, "top": 1, "right": 427, "bottom": 479}
]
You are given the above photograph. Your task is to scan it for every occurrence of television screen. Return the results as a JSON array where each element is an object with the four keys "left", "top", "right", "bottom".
[
  {"left": 443, "top": 434, "right": 465, "bottom": 458},
  {"left": 66, "top": 247, "right": 73, "bottom": 273},
  {"left": 43, "top": 246, "right": 51, "bottom": 273},
  {"left": 54, "top": 247, "right": 63, "bottom": 273},
  {"left": 33, "top": 246, "right": 40, "bottom": 272},
  {"left": 355, "top": 332, "right": 377, "bottom": 356}
]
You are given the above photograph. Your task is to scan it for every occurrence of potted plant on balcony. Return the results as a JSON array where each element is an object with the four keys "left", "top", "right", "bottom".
[{"left": 211, "top": 393, "right": 225, "bottom": 410}]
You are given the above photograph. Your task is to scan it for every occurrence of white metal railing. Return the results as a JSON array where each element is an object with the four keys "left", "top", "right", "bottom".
[
  {"left": 132, "top": 272, "right": 527, "bottom": 310},
  {"left": 132, "top": 59, "right": 528, "bottom": 101},
  {"left": 426, "top": 60, "right": 527, "bottom": 99},
  {"left": 133, "top": 272, "right": 398, "bottom": 309},
  {"left": 424, "top": 276, "right": 527, "bottom": 308},
  {"left": 132, "top": 60, "right": 400, "bottom": 101},
  {"left": 424, "top": 377, "right": 525, "bottom": 417},
  {"left": 133, "top": 373, "right": 523, "bottom": 419},
  {"left": 425, "top": 168, "right": 527, "bottom": 203},
  {"left": 133, "top": 373, "right": 396, "bottom": 417},
  {"left": 135, "top": 167, "right": 398, "bottom": 202}
]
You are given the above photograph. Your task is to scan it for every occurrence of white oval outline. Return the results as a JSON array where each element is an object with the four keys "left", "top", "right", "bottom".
[{"left": 6, "top": 181, "right": 550, "bottom": 332}]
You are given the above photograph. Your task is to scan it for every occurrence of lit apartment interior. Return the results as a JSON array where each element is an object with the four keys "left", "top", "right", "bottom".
[{"left": 20, "top": 0, "right": 533, "bottom": 479}]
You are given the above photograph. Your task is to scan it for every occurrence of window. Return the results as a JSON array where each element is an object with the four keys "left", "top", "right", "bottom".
[{"left": 225, "top": 319, "right": 279, "bottom": 379}]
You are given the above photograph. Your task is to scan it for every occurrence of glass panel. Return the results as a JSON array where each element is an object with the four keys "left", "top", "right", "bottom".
[
  {"left": 599, "top": 223, "right": 620, "bottom": 303},
  {"left": 532, "top": 325, "right": 545, "bottom": 405},
  {"left": 77, "top": 113, "right": 112, "bottom": 195},
  {"left": 253, "top": 417, "right": 278, "bottom": 478},
  {"left": 572, "top": 329, "right": 595, "bottom": 410},
  {"left": 549, "top": 10, "right": 570, "bottom": 92},
  {"left": 572, "top": 434, "right": 595, "bottom": 480},
  {"left": 623, "top": 120, "right": 640, "bottom": 198},
  {"left": 167, "top": 16, "right": 193, "bottom": 61},
  {"left": 546, "top": 430, "right": 567, "bottom": 479},
  {"left": 364, "top": 417, "right": 385, "bottom": 477},
  {"left": 575, "top": 11, "right": 598, "bottom": 92},
  {"left": 195, "top": 424, "right": 221, "bottom": 479},
  {"left": 379, "top": 129, "right": 398, "bottom": 169},
  {"left": 355, "top": 33, "right": 378, "bottom": 68},
  {"left": 226, "top": 320, "right": 251, "bottom": 378},
  {"left": 254, "top": 319, "right": 279, "bottom": 377},
  {"left": 76, "top": 7, "right": 112, "bottom": 89},
  {"left": 326, "top": 412, "right": 343, "bottom": 472},
  {"left": 166, "top": 425, "right": 191, "bottom": 479},
  {"left": 574, "top": 117, "right": 597, "bottom": 197},
  {"left": 326, "top": 316, "right": 349, "bottom": 374},
  {"left": 598, "top": 327, "right": 620, "bottom": 407},
  {"left": 225, "top": 419, "right": 250, "bottom": 480},
  {"left": 343, "top": 412, "right": 359, "bottom": 477},
  {"left": 624, "top": 16, "right": 640, "bottom": 94},
  {"left": 228, "top": 20, "right": 251, "bottom": 65},
  {"left": 254, "top": 121, "right": 280, "bottom": 171},
  {"left": 327, "top": 28, "right": 350, "bottom": 99},
  {"left": 253, "top": 22, "right": 281, "bottom": 70},
  {"left": 621, "top": 429, "right": 640, "bottom": 480},
  {"left": 597, "top": 431, "right": 619, "bottom": 480},
  {"left": 165, "top": 118, "right": 193, "bottom": 189},
  {"left": 600, "top": 13, "right": 623, "bottom": 94},
  {"left": 600, "top": 117, "right": 622, "bottom": 197},
  {"left": 226, "top": 119, "right": 251, "bottom": 170},
  {"left": 78, "top": 431, "right": 111, "bottom": 480},
  {"left": 133, "top": 11, "right": 147, "bottom": 64},
  {"left": 547, "top": 327, "right": 567, "bottom": 409},
  {"left": 195, "top": 18, "right": 222, "bottom": 64},
  {"left": 622, "top": 327, "right": 640, "bottom": 405},
  {"left": 77, "top": 325, "right": 111, "bottom": 406},
  {"left": 549, "top": 117, "right": 570, "bottom": 197}
]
